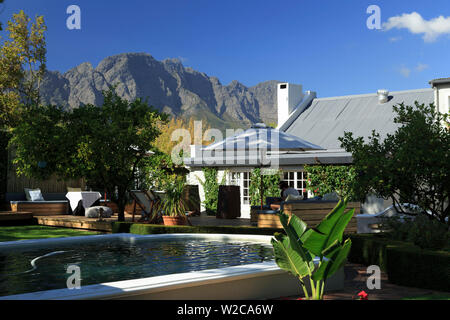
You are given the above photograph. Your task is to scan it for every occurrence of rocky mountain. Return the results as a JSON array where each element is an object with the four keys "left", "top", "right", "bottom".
[{"left": 39, "top": 53, "right": 281, "bottom": 130}]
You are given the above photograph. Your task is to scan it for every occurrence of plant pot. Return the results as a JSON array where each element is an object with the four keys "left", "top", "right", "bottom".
[{"left": 162, "top": 215, "right": 188, "bottom": 226}]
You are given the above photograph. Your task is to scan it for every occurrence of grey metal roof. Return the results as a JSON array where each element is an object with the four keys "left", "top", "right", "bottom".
[
  {"left": 284, "top": 88, "right": 434, "bottom": 150},
  {"left": 429, "top": 78, "right": 450, "bottom": 86}
]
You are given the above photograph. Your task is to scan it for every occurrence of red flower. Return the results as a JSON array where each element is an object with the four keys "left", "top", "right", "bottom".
[{"left": 357, "top": 291, "right": 369, "bottom": 300}]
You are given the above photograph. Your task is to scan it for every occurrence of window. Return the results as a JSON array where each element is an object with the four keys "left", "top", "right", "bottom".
[
  {"left": 243, "top": 172, "right": 250, "bottom": 205},
  {"left": 283, "top": 171, "right": 309, "bottom": 198}
]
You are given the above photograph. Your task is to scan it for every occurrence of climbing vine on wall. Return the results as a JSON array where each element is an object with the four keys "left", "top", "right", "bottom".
[
  {"left": 197, "top": 167, "right": 226, "bottom": 215},
  {"left": 303, "top": 165, "right": 357, "bottom": 200},
  {"left": 249, "top": 168, "right": 281, "bottom": 206}
]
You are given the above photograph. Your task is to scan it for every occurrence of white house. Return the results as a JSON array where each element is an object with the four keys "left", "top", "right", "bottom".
[{"left": 185, "top": 78, "right": 449, "bottom": 219}]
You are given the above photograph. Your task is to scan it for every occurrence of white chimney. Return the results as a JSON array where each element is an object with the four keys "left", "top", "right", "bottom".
[
  {"left": 429, "top": 78, "right": 450, "bottom": 116},
  {"left": 377, "top": 89, "right": 390, "bottom": 104},
  {"left": 277, "top": 83, "right": 304, "bottom": 127}
]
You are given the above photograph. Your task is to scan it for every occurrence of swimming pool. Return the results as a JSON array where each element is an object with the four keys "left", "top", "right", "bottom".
[
  {"left": 0, "top": 235, "right": 274, "bottom": 297},
  {"left": 0, "top": 234, "right": 344, "bottom": 300}
]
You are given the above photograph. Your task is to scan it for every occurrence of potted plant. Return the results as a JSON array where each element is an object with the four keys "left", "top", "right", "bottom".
[
  {"left": 158, "top": 178, "right": 189, "bottom": 226},
  {"left": 271, "top": 199, "right": 354, "bottom": 300}
]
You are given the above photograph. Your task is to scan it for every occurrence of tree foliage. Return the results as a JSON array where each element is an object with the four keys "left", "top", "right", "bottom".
[
  {"left": 10, "top": 87, "right": 168, "bottom": 221},
  {"left": 138, "top": 149, "right": 188, "bottom": 192},
  {"left": 0, "top": 10, "right": 47, "bottom": 129},
  {"left": 304, "top": 165, "right": 357, "bottom": 200},
  {"left": 339, "top": 102, "right": 450, "bottom": 225},
  {"left": 153, "top": 117, "right": 213, "bottom": 157}
]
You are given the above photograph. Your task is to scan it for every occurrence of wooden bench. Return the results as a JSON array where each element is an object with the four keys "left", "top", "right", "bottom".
[
  {"left": 257, "top": 201, "right": 360, "bottom": 233},
  {"left": 10, "top": 201, "right": 69, "bottom": 216}
]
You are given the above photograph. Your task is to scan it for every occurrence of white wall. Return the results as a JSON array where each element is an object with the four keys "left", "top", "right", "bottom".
[{"left": 434, "top": 83, "right": 450, "bottom": 116}]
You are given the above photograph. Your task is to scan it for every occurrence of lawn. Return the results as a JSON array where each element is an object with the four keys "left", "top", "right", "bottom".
[{"left": 0, "top": 225, "right": 101, "bottom": 242}]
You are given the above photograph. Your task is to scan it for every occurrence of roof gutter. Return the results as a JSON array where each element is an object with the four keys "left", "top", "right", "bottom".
[{"left": 277, "top": 90, "right": 316, "bottom": 132}]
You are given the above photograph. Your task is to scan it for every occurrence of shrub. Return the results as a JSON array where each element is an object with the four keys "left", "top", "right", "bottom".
[
  {"left": 348, "top": 234, "right": 450, "bottom": 292},
  {"left": 381, "top": 214, "right": 450, "bottom": 250},
  {"left": 111, "top": 222, "right": 282, "bottom": 236},
  {"left": 347, "top": 234, "right": 400, "bottom": 272},
  {"left": 386, "top": 245, "right": 450, "bottom": 292}
]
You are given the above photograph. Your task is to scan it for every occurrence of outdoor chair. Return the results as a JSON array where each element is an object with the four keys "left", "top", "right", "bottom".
[{"left": 129, "top": 190, "right": 161, "bottom": 223}]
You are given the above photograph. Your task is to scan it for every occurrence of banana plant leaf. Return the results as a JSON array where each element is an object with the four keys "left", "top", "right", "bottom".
[
  {"left": 311, "top": 238, "right": 352, "bottom": 281},
  {"left": 271, "top": 233, "right": 312, "bottom": 278},
  {"left": 278, "top": 212, "right": 312, "bottom": 261},
  {"left": 301, "top": 200, "right": 355, "bottom": 257}
]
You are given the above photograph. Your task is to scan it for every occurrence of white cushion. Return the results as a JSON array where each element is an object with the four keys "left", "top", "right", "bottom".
[
  {"left": 26, "top": 189, "right": 44, "bottom": 201},
  {"left": 85, "top": 206, "right": 113, "bottom": 218},
  {"left": 322, "top": 192, "right": 339, "bottom": 201},
  {"left": 285, "top": 194, "right": 304, "bottom": 201}
]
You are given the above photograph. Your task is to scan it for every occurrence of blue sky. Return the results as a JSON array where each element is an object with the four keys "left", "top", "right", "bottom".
[{"left": 2, "top": 0, "right": 450, "bottom": 97}]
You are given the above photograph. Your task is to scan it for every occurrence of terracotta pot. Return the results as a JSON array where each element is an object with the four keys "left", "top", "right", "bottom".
[{"left": 162, "top": 215, "right": 188, "bottom": 226}]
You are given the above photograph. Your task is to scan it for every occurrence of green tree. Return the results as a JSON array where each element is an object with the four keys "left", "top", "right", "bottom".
[
  {"left": 11, "top": 88, "right": 168, "bottom": 221},
  {"left": 0, "top": 9, "right": 46, "bottom": 204},
  {"left": 138, "top": 149, "right": 188, "bottom": 192},
  {"left": 0, "top": 10, "right": 47, "bottom": 128},
  {"left": 339, "top": 102, "right": 450, "bottom": 225}
]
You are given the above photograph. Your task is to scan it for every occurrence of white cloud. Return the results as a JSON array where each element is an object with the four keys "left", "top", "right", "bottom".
[
  {"left": 398, "top": 63, "right": 429, "bottom": 78},
  {"left": 383, "top": 12, "right": 450, "bottom": 42},
  {"left": 415, "top": 63, "right": 429, "bottom": 72},
  {"left": 399, "top": 66, "right": 411, "bottom": 78},
  {"left": 389, "top": 36, "right": 402, "bottom": 42}
]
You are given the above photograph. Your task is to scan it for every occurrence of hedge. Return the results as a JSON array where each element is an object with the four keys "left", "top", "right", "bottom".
[
  {"left": 347, "top": 234, "right": 410, "bottom": 272},
  {"left": 386, "top": 245, "right": 450, "bottom": 292},
  {"left": 111, "top": 222, "right": 282, "bottom": 236},
  {"left": 348, "top": 234, "right": 450, "bottom": 292}
]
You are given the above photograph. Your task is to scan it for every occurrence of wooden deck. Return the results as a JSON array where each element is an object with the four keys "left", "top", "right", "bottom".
[
  {"left": 34, "top": 213, "right": 253, "bottom": 232},
  {"left": 35, "top": 214, "right": 135, "bottom": 232},
  {"left": 0, "top": 211, "right": 33, "bottom": 222}
]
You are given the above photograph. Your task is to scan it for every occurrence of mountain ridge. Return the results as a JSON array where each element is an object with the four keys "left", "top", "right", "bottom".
[{"left": 40, "top": 52, "right": 281, "bottom": 130}]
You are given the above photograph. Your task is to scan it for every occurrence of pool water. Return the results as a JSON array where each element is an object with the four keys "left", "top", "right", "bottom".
[{"left": 0, "top": 239, "right": 274, "bottom": 297}]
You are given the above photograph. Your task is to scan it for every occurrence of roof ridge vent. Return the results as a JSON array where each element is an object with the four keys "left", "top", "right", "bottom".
[{"left": 377, "top": 89, "right": 390, "bottom": 104}]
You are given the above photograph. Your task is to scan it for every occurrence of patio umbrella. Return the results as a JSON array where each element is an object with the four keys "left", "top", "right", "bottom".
[{"left": 202, "top": 123, "right": 324, "bottom": 209}]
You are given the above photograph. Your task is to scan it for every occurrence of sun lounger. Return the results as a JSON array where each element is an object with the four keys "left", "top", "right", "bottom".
[{"left": 129, "top": 190, "right": 160, "bottom": 223}]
